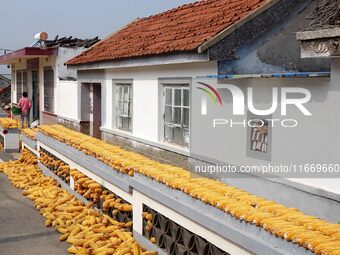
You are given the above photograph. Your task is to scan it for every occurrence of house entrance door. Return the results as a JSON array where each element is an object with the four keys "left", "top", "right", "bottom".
[
  {"left": 91, "top": 83, "right": 102, "bottom": 139},
  {"left": 81, "top": 83, "right": 101, "bottom": 139},
  {"left": 32, "top": 71, "right": 39, "bottom": 121}
]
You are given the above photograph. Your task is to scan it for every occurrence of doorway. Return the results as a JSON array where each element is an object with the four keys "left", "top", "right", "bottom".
[
  {"left": 32, "top": 71, "right": 39, "bottom": 121},
  {"left": 81, "top": 83, "right": 101, "bottom": 139}
]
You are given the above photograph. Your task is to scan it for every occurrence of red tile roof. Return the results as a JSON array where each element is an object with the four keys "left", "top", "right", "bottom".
[{"left": 67, "top": 0, "right": 269, "bottom": 65}]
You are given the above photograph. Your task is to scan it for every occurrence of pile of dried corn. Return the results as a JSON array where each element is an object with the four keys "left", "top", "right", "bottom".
[
  {"left": 0, "top": 118, "right": 18, "bottom": 129},
  {"left": 40, "top": 149, "right": 71, "bottom": 184},
  {"left": 0, "top": 149, "right": 155, "bottom": 255},
  {"left": 22, "top": 128, "right": 38, "bottom": 140}
]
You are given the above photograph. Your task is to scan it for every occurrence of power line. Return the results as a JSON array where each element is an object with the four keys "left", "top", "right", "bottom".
[{"left": 0, "top": 48, "right": 14, "bottom": 55}]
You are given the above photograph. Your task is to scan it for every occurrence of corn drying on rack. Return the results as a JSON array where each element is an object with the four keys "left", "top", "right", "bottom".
[{"left": 16, "top": 124, "right": 340, "bottom": 255}]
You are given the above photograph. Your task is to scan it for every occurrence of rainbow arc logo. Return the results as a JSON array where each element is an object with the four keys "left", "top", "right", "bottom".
[
  {"left": 197, "top": 82, "right": 223, "bottom": 115},
  {"left": 197, "top": 82, "right": 223, "bottom": 107}
]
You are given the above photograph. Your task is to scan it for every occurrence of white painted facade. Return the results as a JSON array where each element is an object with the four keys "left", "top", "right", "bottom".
[
  {"left": 10, "top": 48, "right": 83, "bottom": 124},
  {"left": 190, "top": 60, "right": 340, "bottom": 196},
  {"left": 73, "top": 58, "right": 340, "bottom": 203},
  {"left": 38, "top": 50, "right": 81, "bottom": 122},
  {"left": 77, "top": 61, "right": 218, "bottom": 151},
  {"left": 56, "top": 80, "right": 79, "bottom": 122}
]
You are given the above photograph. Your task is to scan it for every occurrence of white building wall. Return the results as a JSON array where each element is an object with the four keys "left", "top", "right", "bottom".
[
  {"left": 190, "top": 61, "right": 340, "bottom": 195},
  {"left": 299, "top": 58, "right": 340, "bottom": 193},
  {"left": 102, "top": 78, "right": 111, "bottom": 131},
  {"left": 56, "top": 80, "right": 79, "bottom": 121},
  {"left": 103, "top": 61, "right": 217, "bottom": 144},
  {"left": 57, "top": 47, "right": 85, "bottom": 79},
  {"left": 132, "top": 78, "right": 159, "bottom": 141},
  {"left": 37, "top": 48, "right": 86, "bottom": 121},
  {"left": 54, "top": 47, "right": 88, "bottom": 122}
]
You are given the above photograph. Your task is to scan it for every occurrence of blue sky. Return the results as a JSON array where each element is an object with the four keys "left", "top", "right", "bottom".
[{"left": 0, "top": 0, "right": 195, "bottom": 75}]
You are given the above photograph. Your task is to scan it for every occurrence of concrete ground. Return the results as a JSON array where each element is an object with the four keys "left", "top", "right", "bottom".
[{"left": 0, "top": 152, "right": 69, "bottom": 255}]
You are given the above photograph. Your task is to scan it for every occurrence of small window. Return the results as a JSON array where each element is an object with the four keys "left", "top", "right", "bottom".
[
  {"left": 247, "top": 113, "right": 271, "bottom": 161},
  {"left": 44, "top": 67, "right": 55, "bottom": 113},
  {"left": 115, "top": 83, "right": 132, "bottom": 131},
  {"left": 250, "top": 119, "right": 269, "bottom": 153},
  {"left": 163, "top": 85, "right": 190, "bottom": 147}
]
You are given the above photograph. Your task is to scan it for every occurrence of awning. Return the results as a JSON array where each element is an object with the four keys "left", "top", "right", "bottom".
[{"left": 0, "top": 47, "right": 58, "bottom": 64}]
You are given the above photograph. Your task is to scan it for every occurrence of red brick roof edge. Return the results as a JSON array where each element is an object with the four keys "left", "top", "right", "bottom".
[{"left": 67, "top": 0, "right": 270, "bottom": 66}]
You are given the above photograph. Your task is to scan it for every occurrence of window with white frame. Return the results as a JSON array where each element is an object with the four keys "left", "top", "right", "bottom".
[
  {"left": 163, "top": 85, "right": 190, "bottom": 147},
  {"left": 16, "top": 70, "right": 27, "bottom": 103},
  {"left": 115, "top": 83, "right": 132, "bottom": 131},
  {"left": 250, "top": 119, "right": 269, "bottom": 153},
  {"left": 246, "top": 112, "right": 272, "bottom": 161},
  {"left": 44, "top": 67, "right": 55, "bottom": 113}
]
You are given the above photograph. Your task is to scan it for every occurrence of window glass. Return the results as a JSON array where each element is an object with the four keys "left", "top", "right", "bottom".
[
  {"left": 183, "top": 89, "right": 189, "bottom": 107},
  {"left": 122, "top": 117, "right": 129, "bottom": 130},
  {"left": 16, "top": 71, "right": 22, "bottom": 102},
  {"left": 174, "top": 107, "right": 181, "bottom": 124},
  {"left": 115, "top": 83, "right": 132, "bottom": 131},
  {"left": 183, "top": 108, "right": 189, "bottom": 128},
  {"left": 44, "top": 68, "right": 54, "bottom": 113},
  {"left": 164, "top": 126, "right": 174, "bottom": 141},
  {"left": 164, "top": 106, "right": 172, "bottom": 124},
  {"left": 123, "top": 102, "right": 129, "bottom": 116},
  {"left": 165, "top": 88, "right": 172, "bottom": 105},
  {"left": 250, "top": 119, "right": 269, "bottom": 153},
  {"left": 22, "top": 71, "right": 27, "bottom": 95},
  {"left": 163, "top": 85, "right": 190, "bottom": 147},
  {"left": 174, "top": 127, "right": 184, "bottom": 145},
  {"left": 116, "top": 117, "right": 122, "bottom": 128},
  {"left": 117, "top": 86, "right": 122, "bottom": 99},
  {"left": 174, "top": 89, "right": 182, "bottom": 106},
  {"left": 124, "top": 86, "right": 129, "bottom": 101}
]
